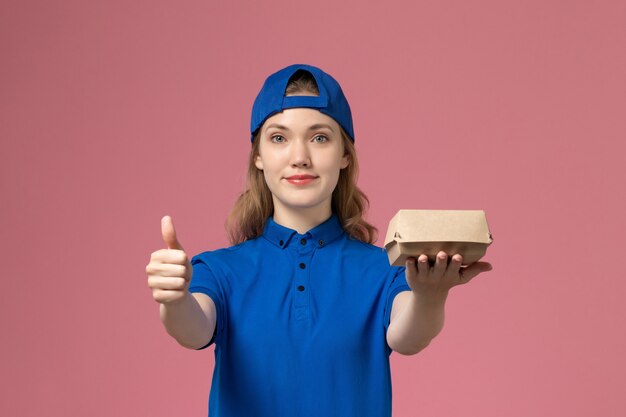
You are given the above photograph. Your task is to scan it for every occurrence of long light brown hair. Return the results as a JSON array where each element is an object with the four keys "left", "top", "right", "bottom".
[{"left": 226, "top": 70, "right": 377, "bottom": 244}]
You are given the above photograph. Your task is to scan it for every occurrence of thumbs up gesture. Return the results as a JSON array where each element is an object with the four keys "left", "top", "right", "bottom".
[{"left": 146, "top": 215, "right": 193, "bottom": 304}]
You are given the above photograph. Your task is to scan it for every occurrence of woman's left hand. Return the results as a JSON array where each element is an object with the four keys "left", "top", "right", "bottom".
[{"left": 404, "top": 251, "right": 493, "bottom": 297}]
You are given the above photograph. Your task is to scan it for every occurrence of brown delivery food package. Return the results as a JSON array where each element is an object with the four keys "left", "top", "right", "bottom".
[{"left": 383, "top": 210, "right": 493, "bottom": 266}]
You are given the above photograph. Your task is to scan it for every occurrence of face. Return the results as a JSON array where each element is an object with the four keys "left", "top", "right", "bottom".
[{"left": 254, "top": 107, "right": 350, "bottom": 217}]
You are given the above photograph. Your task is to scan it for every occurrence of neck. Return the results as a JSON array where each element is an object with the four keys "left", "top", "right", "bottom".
[{"left": 272, "top": 202, "right": 333, "bottom": 234}]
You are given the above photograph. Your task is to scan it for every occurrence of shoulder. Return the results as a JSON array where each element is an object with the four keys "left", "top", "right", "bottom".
[
  {"left": 347, "top": 237, "right": 385, "bottom": 253},
  {"left": 340, "top": 235, "right": 391, "bottom": 262},
  {"left": 337, "top": 235, "right": 405, "bottom": 279},
  {"left": 191, "top": 237, "right": 261, "bottom": 267}
]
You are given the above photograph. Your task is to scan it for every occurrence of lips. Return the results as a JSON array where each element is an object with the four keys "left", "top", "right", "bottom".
[
  {"left": 285, "top": 174, "right": 318, "bottom": 180},
  {"left": 284, "top": 174, "right": 319, "bottom": 185}
]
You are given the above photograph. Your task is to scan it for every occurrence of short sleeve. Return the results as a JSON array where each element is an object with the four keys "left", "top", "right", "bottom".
[
  {"left": 189, "top": 253, "right": 226, "bottom": 350},
  {"left": 382, "top": 265, "right": 411, "bottom": 334}
]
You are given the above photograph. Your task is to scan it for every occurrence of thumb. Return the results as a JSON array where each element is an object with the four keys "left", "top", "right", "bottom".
[
  {"left": 161, "top": 215, "right": 184, "bottom": 250},
  {"left": 459, "top": 261, "right": 493, "bottom": 283}
]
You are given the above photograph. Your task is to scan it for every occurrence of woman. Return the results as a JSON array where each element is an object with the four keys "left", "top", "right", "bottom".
[{"left": 146, "top": 64, "right": 493, "bottom": 417}]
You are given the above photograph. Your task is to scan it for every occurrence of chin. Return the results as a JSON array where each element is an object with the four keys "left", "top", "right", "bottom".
[
  {"left": 284, "top": 200, "right": 326, "bottom": 210},
  {"left": 277, "top": 194, "right": 333, "bottom": 211}
]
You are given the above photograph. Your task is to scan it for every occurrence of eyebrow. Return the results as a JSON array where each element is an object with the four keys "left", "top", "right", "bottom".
[{"left": 264, "top": 123, "right": 335, "bottom": 133}]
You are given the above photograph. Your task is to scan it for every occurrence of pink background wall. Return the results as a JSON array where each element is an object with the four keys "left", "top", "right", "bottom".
[{"left": 2, "top": 0, "right": 625, "bottom": 415}]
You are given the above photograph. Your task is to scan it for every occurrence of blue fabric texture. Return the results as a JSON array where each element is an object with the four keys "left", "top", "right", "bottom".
[{"left": 189, "top": 214, "right": 411, "bottom": 417}]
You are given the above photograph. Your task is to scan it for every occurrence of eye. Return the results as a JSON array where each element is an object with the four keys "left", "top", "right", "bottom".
[
  {"left": 271, "top": 135, "right": 285, "bottom": 143},
  {"left": 313, "top": 135, "right": 328, "bottom": 143}
]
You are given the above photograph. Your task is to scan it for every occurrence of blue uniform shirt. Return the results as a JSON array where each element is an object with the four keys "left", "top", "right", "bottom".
[{"left": 189, "top": 214, "right": 411, "bottom": 417}]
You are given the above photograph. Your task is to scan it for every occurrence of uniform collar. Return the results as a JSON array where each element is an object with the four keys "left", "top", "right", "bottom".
[{"left": 262, "top": 213, "right": 345, "bottom": 249}]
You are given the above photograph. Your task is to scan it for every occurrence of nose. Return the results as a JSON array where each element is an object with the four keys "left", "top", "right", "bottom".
[{"left": 290, "top": 139, "right": 311, "bottom": 168}]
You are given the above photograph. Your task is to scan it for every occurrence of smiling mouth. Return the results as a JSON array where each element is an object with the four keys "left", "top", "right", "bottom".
[
  {"left": 284, "top": 175, "right": 318, "bottom": 185},
  {"left": 285, "top": 175, "right": 317, "bottom": 180}
]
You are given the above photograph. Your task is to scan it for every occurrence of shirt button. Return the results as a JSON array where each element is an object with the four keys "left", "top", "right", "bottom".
[
  {"left": 299, "top": 262, "right": 306, "bottom": 269},
  {"left": 297, "top": 285, "right": 305, "bottom": 291},
  {"left": 279, "top": 240, "right": 284, "bottom": 246},
  {"left": 300, "top": 238, "right": 307, "bottom": 245},
  {"left": 318, "top": 239, "right": 324, "bottom": 246}
]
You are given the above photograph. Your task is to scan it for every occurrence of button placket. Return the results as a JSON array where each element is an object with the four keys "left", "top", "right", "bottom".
[{"left": 294, "top": 234, "right": 313, "bottom": 320}]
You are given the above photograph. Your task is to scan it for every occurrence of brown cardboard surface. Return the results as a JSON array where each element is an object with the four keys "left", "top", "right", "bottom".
[{"left": 383, "top": 210, "right": 493, "bottom": 266}]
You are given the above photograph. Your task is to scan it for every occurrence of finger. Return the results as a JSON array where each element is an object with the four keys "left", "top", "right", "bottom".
[
  {"left": 152, "top": 289, "right": 187, "bottom": 304},
  {"left": 161, "top": 215, "right": 184, "bottom": 250},
  {"left": 448, "top": 254, "right": 463, "bottom": 276},
  {"left": 148, "top": 277, "right": 188, "bottom": 290},
  {"left": 151, "top": 248, "right": 188, "bottom": 265},
  {"left": 405, "top": 257, "right": 418, "bottom": 279},
  {"left": 146, "top": 263, "right": 187, "bottom": 277},
  {"left": 459, "top": 262, "right": 493, "bottom": 283},
  {"left": 432, "top": 251, "right": 448, "bottom": 278},
  {"left": 417, "top": 254, "right": 429, "bottom": 275}
]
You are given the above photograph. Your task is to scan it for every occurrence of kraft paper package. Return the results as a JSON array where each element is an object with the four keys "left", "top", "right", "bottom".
[{"left": 384, "top": 210, "right": 493, "bottom": 266}]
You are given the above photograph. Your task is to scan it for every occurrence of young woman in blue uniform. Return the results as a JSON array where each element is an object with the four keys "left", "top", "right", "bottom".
[{"left": 146, "top": 64, "right": 493, "bottom": 417}]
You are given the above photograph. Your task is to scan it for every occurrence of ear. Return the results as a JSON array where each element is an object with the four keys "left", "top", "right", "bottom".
[
  {"left": 340, "top": 153, "right": 350, "bottom": 169},
  {"left": 255, "top": 154, "right": 264, "bottom": 170}
]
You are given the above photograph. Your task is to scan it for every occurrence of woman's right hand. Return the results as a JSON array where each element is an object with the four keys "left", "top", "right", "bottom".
[{"left": 146, "top": 215, "right": 193, "bottom": 305}]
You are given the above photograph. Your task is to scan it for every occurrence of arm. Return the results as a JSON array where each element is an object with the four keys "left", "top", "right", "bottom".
[
  {"left": 147, "top": 215, "right": 217, "bottom": 350},
  {"left": 386, "top": 290, "right": 447, "bottom": 355},
  {"left": 386, "top": 251, "right": 493, "bottom": 356},
  {"left": 160, "top": 292, "right": 217, "bottom": 350}
]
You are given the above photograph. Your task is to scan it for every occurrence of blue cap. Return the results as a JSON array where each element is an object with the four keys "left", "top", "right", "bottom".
[{"left": 250, "top": 64, "right": 355, "bottom": 143}]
